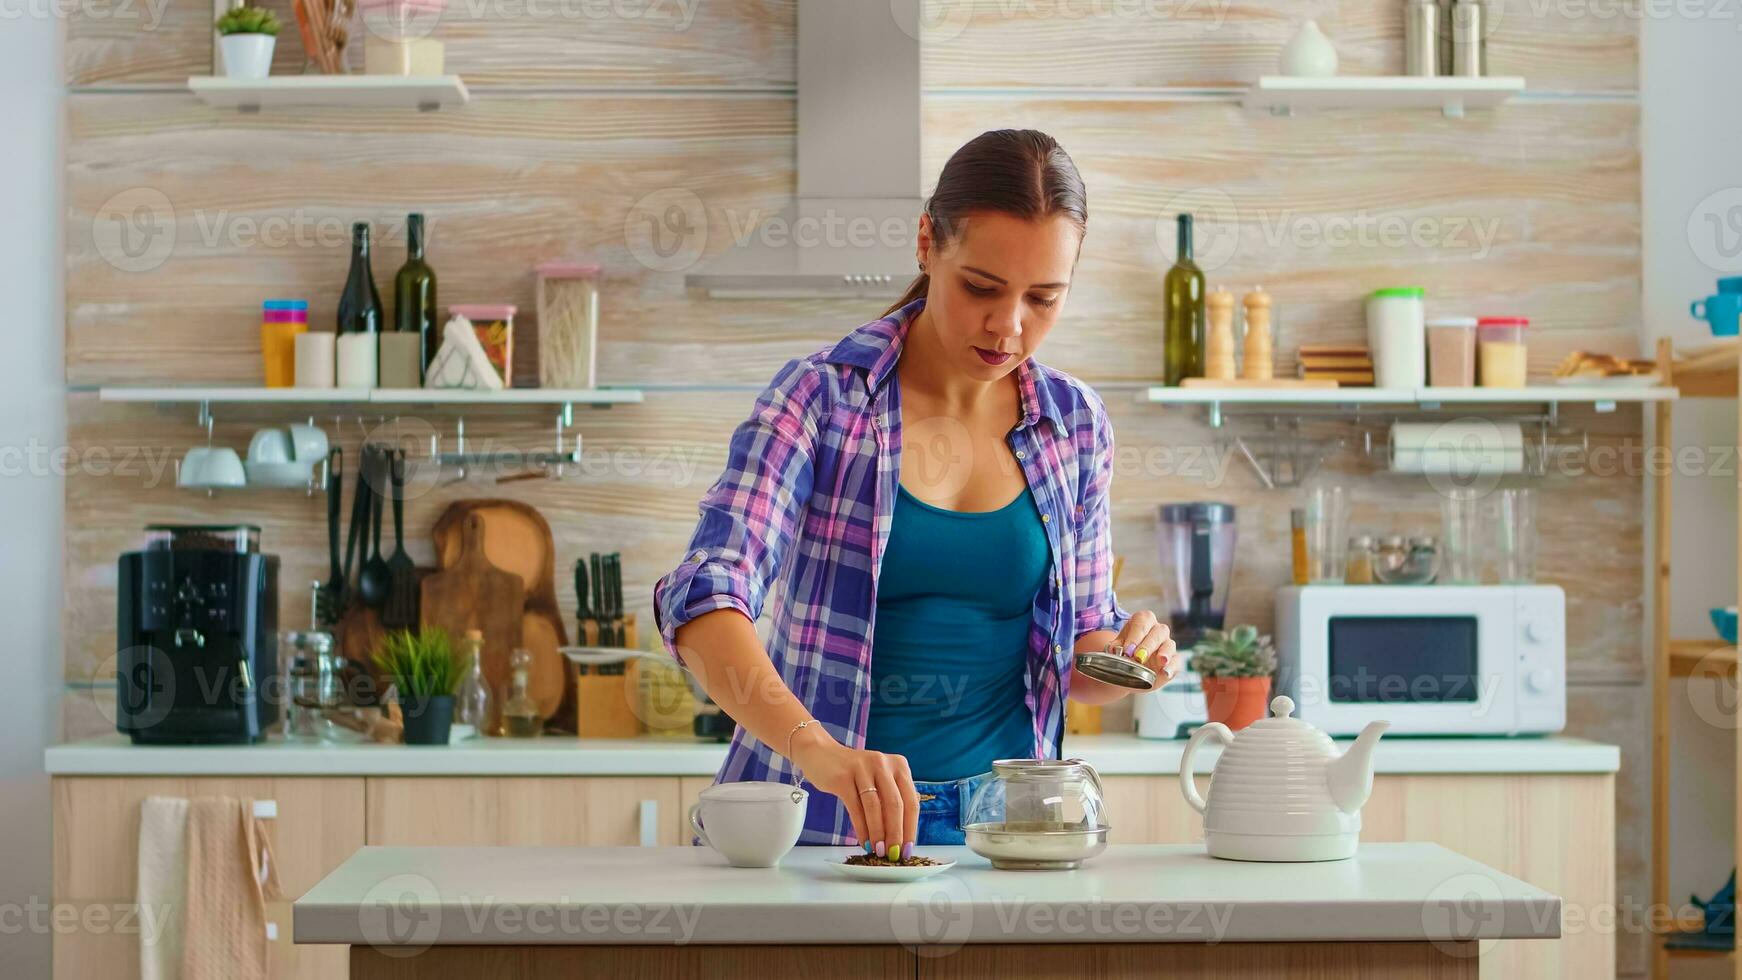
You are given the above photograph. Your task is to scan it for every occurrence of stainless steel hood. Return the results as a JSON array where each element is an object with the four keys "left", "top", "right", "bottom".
[{"left": 686, "top": 0, "right": 923, "bottom": 299}]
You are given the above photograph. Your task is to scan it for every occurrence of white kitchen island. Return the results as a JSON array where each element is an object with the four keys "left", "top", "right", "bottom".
[{"left": 294, "top": 842, "right": 1558, "bottom": 979}]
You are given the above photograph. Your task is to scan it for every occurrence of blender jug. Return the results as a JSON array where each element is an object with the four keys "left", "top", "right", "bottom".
[{"left": 1156, "top": 503, "right": 1237, "bottom": 649}]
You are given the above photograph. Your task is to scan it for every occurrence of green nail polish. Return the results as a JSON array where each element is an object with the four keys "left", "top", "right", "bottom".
[{"left": 890, "top": 842, "right": 902, "bottom": 862}]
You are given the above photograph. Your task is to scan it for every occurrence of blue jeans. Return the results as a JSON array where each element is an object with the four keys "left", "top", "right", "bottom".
[{"left": 912, "top": 771, "right": 993, "bottom": 846}]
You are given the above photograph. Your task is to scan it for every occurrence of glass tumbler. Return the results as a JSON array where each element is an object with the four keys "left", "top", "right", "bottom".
[
  {"left": 1303, "top": 486, "right": 1349, "bottom": 583},
  {"left": 1440, "top": 488, "right": 1483, "bottom": 584},
  {"left": 1494, "top": 488, "right": 1537, "bottom": 583}
]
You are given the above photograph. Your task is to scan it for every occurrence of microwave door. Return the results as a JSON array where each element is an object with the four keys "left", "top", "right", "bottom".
[{"left": 1311, "top": 611, "right": 1512, "bottom": 736}]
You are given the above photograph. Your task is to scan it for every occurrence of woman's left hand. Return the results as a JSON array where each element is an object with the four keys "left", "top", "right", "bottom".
[{"left": 1107, "top": 610, "right": 1179, "bottom": 690}]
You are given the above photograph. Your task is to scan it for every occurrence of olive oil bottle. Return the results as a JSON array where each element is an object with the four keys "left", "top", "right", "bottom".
[{"left": 1162, "top": 213, "right": 1206, "bottom": 385}]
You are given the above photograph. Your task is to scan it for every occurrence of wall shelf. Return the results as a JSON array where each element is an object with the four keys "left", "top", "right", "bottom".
[
  {"left": 96, "top": 386, "right": 643, "bottom": 407},
  {"left": 187, "top": 75, "right": 470, "bottom": 112},
  {"left": 1243, "top": 76, "right": 1526, "bottom": 118},
  {"left": 1138, "top": 384, "right": 1677, "bottom": 410}
]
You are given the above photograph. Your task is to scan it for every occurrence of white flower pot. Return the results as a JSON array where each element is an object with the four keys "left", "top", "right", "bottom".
[{"left": 219, "top": 33, "right": 276, "bottom": 80}]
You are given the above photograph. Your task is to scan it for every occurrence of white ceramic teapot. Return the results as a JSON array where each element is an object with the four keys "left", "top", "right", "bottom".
[{"left": 1179, "top": 695, "right": 1388, "bottom": 862}]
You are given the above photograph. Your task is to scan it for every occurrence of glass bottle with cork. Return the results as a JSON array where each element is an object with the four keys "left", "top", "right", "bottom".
[
  {"left": 453, "top": 628, "right": 494, "bottom": 738},
  {"left": 1162, "top": 213, "right": 1206, "bottom": 385}
]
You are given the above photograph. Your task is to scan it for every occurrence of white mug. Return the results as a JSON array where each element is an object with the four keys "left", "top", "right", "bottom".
[{"left": 688, "top": 781, "right": 808, "bottom": 868}]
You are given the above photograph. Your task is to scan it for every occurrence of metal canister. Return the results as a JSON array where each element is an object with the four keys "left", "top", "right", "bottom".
[
  {"left": 1405, "top": 0, "right": 1441, "bottom": 76},
  {"left": 1451, "top": 0, "right": 1487, "bottom": 76}
]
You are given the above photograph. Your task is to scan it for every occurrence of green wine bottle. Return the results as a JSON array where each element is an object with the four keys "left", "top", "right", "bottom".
[
  {"left": 393, "top": 213, "right": 439, "bottom": 372},
  {"left": 1162, "top": 213, "right": 1206, "bottom": 386}
]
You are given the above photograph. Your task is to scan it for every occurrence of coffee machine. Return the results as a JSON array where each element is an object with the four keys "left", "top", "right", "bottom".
[{"left": 116, "top": 525, "right": 280, "bottom": 744}]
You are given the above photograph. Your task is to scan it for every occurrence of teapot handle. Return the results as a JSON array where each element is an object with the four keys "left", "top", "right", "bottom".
[
  {"left": 1061, "top": 757, "right": 1105, "bottom": 802},
  {"left": 1179, "top": 722, "right": 1233, "bottom": 815}
]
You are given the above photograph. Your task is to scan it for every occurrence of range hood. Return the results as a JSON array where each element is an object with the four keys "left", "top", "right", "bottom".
[{"left": 686, "top": 0, "right": 923, "bottom": 299}]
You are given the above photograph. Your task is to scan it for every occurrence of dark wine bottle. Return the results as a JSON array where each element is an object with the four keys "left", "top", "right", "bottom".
[
  {"left": 393, "top": 213, "right": 438, "bottom": 371},
  {"left": 1162, "top": 213, "right": 1206, "bottom": 386},
  {"left": 337, "top": 222, "right": 383, "bottom": 335}
]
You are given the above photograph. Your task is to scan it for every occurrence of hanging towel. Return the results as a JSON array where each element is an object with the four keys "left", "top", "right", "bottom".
[
  {"left": 181, "top": 798, "right": 283, "bottom": 980},
  {"left": 138, "top": 797, "right": 190, "bottom": 980}
]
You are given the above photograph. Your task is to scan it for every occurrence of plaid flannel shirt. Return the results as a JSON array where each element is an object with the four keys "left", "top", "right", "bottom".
[{"left": 653, "top": 298, "right": 1130, "bottom": 844}]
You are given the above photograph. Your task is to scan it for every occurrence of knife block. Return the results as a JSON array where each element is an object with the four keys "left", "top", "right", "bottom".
[{"left": 573, "top": 614, "right": 643, "bottom": 738}]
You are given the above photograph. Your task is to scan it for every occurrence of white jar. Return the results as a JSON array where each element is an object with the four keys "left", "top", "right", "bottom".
[{"left": 1366, "top": 287, "right": 1426, "bottom": 389}]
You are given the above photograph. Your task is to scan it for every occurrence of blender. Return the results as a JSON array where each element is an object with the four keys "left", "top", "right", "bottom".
[{"left": 1156, "top": 502, "right": 1238, "bottom": 651}]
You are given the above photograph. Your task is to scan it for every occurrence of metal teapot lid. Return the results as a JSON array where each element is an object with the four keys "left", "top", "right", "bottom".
[{"left": 1073, "top": 649, "right": 1158, "bottom": 690}]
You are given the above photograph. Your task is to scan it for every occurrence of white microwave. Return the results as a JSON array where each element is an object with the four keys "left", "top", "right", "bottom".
[{"left": 1275, "top": 585, "right": 1565, "bottom": 736}]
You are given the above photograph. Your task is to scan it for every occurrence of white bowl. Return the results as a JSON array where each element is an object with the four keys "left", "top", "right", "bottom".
[
  {"left": 179, "top": 447, "right": 246, "bottom": 488},
  {"left": 245, "top": 459, "right": 318, "bottom": 489}
]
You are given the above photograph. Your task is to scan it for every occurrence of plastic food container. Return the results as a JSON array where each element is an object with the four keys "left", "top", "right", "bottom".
[
  {"left": 1477, "top": 316, "right": 1529, "bottom": 387},
  {"left": 1425, "top": 315, "right": 1477, "bottom": 387},
  {"left": 260, "top": 299, "right": 308, "bottom": 388},
  {"left": 450, "top": 304, "right": 516, "bottom": 385},
  {"left": 535, "top": 261, "right": 601, "bottom": 389},
  {"left": 1366, "top": 287, "right": 1426, "bottom": 388}
]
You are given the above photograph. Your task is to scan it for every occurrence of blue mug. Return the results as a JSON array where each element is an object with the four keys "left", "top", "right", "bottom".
[
  {"left": 1692, "top": 292, "right": 1742, "bottom": 336},
  {"left": 1720, "top": 276, "right": 1742, "bottom": 294}
]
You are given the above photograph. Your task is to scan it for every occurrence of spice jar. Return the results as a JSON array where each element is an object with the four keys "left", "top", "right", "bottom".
[
  {"left": 1290, "top": 507, "right": 1310, "bottom": 585},
  {"left": 1477, "top": 316, "right": 1529, "bottom": 388},
  {"left": 1373, "top": 535, "right": 1410, "bottom": 584},
  {"left": 1344, "top": 535, "right": 1376, "bottom": 585},
  {"left": 535, "top": 261, "right": 602, "bottom": 389},
  {"left": 1426, "top": 316, "right": 1477, "bottom": 387}
]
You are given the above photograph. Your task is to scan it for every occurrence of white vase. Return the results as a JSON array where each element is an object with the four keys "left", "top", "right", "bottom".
[
  {"left": 219, "top": 33, "right": 276, "bottom": 80},
  {"left": 1278, "top": 20, "right": 1339, "bottom": 77}
]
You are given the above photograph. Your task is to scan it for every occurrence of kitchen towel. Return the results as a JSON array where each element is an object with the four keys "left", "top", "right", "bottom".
[
  {"left": 182, "top": 797, "right": 281, "bottom": 980},
  {"left": 1389, "top": 420, "right": 1525, "bottom": 475},
  {"left": 138, "top": 797, "right": 189, "bottom": 980}
]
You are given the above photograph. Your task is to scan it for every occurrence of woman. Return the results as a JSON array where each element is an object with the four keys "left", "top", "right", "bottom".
[{"left": 653, "top": 129, "right": 1177, "bottom": 860}]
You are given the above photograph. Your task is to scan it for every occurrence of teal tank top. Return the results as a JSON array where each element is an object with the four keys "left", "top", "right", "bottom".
[{"left": 864, "top": 484, "right": 1049, "bottom": 782}]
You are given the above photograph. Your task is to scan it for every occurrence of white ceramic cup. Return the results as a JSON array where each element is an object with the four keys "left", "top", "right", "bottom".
[
  {"left": 688, "top": 781, "right": 808, "bottom": 868},
  {"left": 180, "top": 446, "right": 246, "bottom": 488},
  {"left": 287, "top": 423, "right": 329, "bottom": 462},
  {"left": 247, "top": 428, "right": 294, "bottom": 464}
]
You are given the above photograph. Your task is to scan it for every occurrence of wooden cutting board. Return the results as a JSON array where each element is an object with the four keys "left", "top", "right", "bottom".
[
  {"left": 433, "top": 500, "right": 559, "bottom": 613},
  {"left": 421, "top": 513, "right": 525, "bottom": 732}
]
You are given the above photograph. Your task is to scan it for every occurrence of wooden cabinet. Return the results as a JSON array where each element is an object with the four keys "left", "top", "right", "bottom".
[
  {"left": 1100, "top": 772, "right": 1616, "bottom": 980},
  {"left": 51, "top": 777, "right": 364, "bottom": 980},
  {"left": 364, "top": 777, "right": 683, "bottom": 847},
  {"left": 50, "top": 770, "right": 1610, "bottom": 980}
]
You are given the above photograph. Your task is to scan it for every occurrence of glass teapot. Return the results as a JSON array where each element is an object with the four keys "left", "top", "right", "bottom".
[{"left": 964, "top": 758, "right": 1109, "bottom": 831}]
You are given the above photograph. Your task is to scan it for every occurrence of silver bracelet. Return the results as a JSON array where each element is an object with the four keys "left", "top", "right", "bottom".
[{"left": 785, "top": 718, "right": 816, "bottom": 786}]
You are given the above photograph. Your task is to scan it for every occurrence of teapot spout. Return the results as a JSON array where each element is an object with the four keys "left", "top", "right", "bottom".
[{"left": 1327, "top": 721, "right": 1390, "bottom": 814}]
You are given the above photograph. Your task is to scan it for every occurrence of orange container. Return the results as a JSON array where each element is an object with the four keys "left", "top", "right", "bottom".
[{"left": 261, "top": 300, "right": 309, "bottom": 387}]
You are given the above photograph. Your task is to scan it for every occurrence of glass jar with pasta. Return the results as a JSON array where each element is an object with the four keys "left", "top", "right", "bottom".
[{"left": 535, "top": 261, "right": 601, "bottom": 389}]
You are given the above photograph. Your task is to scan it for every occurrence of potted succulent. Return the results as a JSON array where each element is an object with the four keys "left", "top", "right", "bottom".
[
  {"left": 215, "top": 5, "right": 281, "bottom": 80},
  {"left": 1189, "top": 625, "right": 1278, "bottom": 731},
  {"left": 374, "top": 626, "right": 465, "bottom": 745}
]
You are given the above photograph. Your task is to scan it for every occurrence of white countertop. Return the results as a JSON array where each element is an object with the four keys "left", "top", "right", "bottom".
[
  {"left": 293, "top": 843, "right": 1560, "bottom": 946},
  {"left": 45, "top": 732, "right": 1620, "bottom": 777}
]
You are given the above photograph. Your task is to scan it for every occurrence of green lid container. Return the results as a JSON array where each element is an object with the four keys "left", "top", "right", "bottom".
[{"left": 1371, "top": 287, "right": 1426, "bottom": 300}]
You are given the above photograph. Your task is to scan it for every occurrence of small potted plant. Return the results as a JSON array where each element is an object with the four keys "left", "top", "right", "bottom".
[
  {"left": 1189, "top": 625, "right": 1278, "bottom": 731},
  {"left": 374, "top": 626, "right": 464, "bottom": 745},
  {"left": 215, "top": 5, "right": 281, "bottom": 80}
]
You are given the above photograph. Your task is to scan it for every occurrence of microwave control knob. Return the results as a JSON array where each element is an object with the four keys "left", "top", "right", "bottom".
[
  {"left": 1524, "top": 618, "right": 1555, "bottom": 644},
  {"left": 1526, "top": 668, "right": 1555, "bottom": 693}
]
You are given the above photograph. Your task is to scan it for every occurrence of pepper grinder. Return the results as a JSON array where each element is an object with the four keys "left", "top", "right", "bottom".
[
  {"left": 1241, "top": 287, "right": 1274, "bottom": 381},
  {"left": 1203, "top": 287, "right": 1236, "bottom": 380}
]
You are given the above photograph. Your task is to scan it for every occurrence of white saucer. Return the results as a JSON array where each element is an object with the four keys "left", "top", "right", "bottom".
[{"left": 827, "top": 858, "right": 956, "bottom": 882}]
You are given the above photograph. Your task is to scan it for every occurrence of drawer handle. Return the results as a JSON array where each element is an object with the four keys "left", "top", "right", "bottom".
[
  {"left": 639, "top": 799, "right": 658, "bottom": 847},
  {"left": 252, "top": 799, "right": 277, "bottom": 819}
]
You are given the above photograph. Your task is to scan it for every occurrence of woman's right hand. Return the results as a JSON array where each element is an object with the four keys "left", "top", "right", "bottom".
[{"left": 790, "top": 728, "right": 920, "bottom": 860}]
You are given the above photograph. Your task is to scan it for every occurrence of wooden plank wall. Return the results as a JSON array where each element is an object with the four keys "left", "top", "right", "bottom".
[{"left": 62, "top": 1, "right": 1645, "bottom": 973}]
